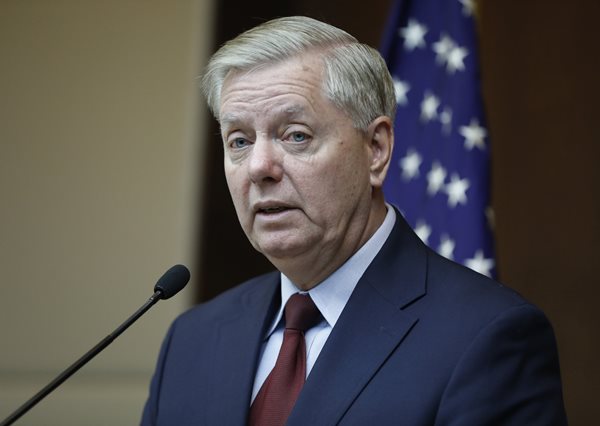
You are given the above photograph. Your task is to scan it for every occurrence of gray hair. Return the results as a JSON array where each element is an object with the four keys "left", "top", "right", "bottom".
[{"left": 201, "top": 16, "right": 396, "bottom": 131}]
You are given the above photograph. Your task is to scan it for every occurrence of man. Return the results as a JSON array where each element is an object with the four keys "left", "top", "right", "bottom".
[{"left": 142, "top": 16, "right": 567, "bottom": 425}]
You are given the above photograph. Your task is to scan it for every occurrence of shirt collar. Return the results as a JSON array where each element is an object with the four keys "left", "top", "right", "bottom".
[{"left": 264, "top": 205, "right": 397, "bottom": 339}]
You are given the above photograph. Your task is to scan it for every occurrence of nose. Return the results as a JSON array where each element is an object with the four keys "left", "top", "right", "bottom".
[{"left": 247, "top": 136, "right": 283, "bottom": 184}]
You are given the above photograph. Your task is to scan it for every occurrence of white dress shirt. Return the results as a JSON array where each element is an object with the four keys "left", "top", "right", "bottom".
[{"left": 251, "top": 205, "right": 397, "bottom": 402}]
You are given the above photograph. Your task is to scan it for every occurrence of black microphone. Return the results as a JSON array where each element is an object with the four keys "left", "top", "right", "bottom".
[
  {"left": 154, "top": 263, "right": 190, "bottom": 299},
  {"left": 0, "top": 264, "right": 190, "bottom": 426}
]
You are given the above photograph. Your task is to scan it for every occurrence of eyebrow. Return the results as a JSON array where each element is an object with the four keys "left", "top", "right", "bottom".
[{"left": 281, "top": 105, "right": 305, "bottom": 116}]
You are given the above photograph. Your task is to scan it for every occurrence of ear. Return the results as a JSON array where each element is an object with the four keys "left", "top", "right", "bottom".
[{"left": 366, "top": 116, "right": 394, "bottom": 188}]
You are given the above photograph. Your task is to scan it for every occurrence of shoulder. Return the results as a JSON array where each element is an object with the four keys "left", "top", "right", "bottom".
[
  {"left": 427, "top": 249, "right": 525, "bottom": 310},
  {"left": 426, "top": 254, "right": 567, "bottom": 423},
  {"left": 378, "top": 212, "right": 527, "bottom": 319},
  {"left": 419, "top": 248, "right": 538, "bottom": 327},
  {"left": 413, "top": 248, "right": 557, "bottom": 359}
]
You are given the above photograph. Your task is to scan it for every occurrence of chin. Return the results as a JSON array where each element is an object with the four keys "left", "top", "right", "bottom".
[{"left": 255, "top": 236, "right": 313, "bottom": 262}]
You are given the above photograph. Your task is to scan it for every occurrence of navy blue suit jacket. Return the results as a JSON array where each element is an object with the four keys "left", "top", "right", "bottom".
[{"left": 142, "top": 214, "right": 567, "bottom": 425}]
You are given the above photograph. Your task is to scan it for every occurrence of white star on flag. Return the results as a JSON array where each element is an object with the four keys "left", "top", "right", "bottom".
[
  {"left": 399, "top": 19, "right": 428, "bottom": 51},
  {"left": 459, "top": 118, "right": 487, "bottom": 150},
  {"left": 426, "top": 161, "right": 447, "bottom": 195},
  {"left": 414, "top": 220, "right": 432, "bottom": 244},
  {"left": 446, "top": 44, "right": 469, "bottom": 73},
  {"left": 445, "top": 173, "right": 470, "bottom": 207},
  {"left": 393, "top": 78, "right": 411, "bottom": 105},
  {"left": 399, "top": 149, "right": 423, "bottom": 180},
  {"left": 458, "top": 0, "right": 476, "bottom": 17},
  {"left": 420, "top": 92, "right": 440, "bottom": 122},
  {"left": 465, "top": 249, "right": 495, "bottom": 277},
  {"left": 437, "top": 234, "right": 456, "bottom": 259},
  {"left": 432, "top": 33, "right": 454, "bottom": 64},
  {"left": 432, "top": 34, "right": 468, "bottom": 74}
]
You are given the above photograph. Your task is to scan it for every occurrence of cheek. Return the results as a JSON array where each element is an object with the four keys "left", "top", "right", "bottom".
[
  {"left": 329, "top": 148, "right": 368, "bottom": 189},
  {"left": 300, "top": 161, "right": 363, "bottom": 213}
]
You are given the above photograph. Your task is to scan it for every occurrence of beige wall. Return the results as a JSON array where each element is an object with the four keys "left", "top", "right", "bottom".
[{"left": 0, "top": 1, "right": 213, "bottom": 424}]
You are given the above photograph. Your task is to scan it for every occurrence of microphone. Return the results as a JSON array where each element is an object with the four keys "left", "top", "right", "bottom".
[
  {"left": 154, "top": 263, "right": 190, "bottom": 299},
  {"left": 0, "top": 264, "right": 190, "bottom": 426}
]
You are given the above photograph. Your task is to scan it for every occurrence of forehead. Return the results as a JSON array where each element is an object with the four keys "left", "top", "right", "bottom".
[{"left": 218, "top": 54, "right": 330, "bottom": 121}]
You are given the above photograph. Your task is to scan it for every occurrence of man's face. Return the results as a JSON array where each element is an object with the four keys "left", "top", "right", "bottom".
[{"left": 219, "top": 54, "right": 381, "bottom": 284}]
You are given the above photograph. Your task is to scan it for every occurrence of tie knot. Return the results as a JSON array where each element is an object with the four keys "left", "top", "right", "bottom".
[{"left": 284, "top": 293, "right": 322, "bottom": 332}]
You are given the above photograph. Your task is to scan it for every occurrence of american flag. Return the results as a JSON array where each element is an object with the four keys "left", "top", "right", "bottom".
[{"left": 380, "top": 0, "right": 496, "bottom": 278}]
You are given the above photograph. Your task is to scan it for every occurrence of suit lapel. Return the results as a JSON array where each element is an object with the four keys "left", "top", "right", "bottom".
[
  {"left": 288, "top": 213, "right": 428, "bottom": 425},
  {"left": 204, "top": 273, "right": 280, "bottom": 425}
]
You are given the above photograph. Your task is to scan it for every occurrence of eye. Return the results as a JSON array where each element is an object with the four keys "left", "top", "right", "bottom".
[
  {"left": 286, "top": 131, "right": 310, "bottom": 143},
  {"left": 292, "top": 132, "right": 306, "bottom": 142},
  {"left": 230, "top": 137, "right": 250, "bottom": 149}
]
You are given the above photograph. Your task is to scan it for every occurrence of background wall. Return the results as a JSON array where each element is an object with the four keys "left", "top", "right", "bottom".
[
  {"left": 0, "top": 1, "right": 212, "bottom": 424},
  {"left": 479, "top": 2, "right": 599, "bottom": 424}
]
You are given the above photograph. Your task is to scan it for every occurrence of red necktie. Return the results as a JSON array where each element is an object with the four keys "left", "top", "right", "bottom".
[{"left": 249, "top": 293, "right": 322, "bottom": 426}]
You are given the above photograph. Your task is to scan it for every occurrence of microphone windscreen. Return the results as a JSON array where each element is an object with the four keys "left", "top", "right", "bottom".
[{"left": 154, "top": 264, "right": 190, "bottom": 299}]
